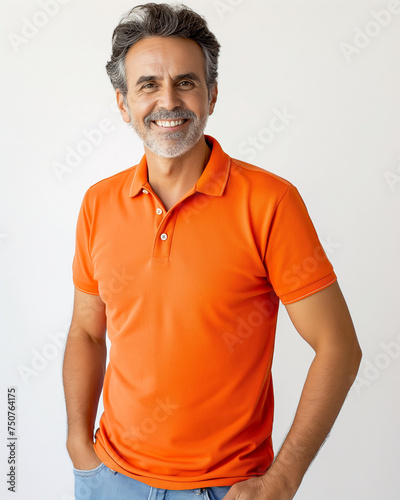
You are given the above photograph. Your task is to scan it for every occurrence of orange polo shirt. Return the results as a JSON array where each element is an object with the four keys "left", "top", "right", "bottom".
[{"left": 72, "top": 135, "right": 336, "bottom": 490}]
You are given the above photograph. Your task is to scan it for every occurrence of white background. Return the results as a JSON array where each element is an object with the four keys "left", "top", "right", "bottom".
[{"left": 1, "top": 0, "right": 399, "bottom": 498}]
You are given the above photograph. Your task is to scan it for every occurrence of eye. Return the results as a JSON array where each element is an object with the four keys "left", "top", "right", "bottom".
[
  {"left": 178, "top": 80, "right": 194, "bottom": 88},
  {"left": 142, "top": 83, "right": 157, "bottom": 90}
]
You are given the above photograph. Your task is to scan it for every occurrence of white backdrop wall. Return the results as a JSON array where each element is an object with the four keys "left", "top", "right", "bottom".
[{"left": 1, "top": 1, "right": 399, "bottom": 498}]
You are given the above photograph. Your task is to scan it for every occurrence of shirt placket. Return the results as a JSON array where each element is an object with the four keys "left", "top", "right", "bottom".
[{"left": 140, "top": 184, "right": 192, "bottom": 263}]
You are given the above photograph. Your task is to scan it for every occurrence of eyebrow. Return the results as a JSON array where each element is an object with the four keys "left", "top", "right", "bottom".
[{"left": 135, "top": 73, "right": 202, "bottom": 86}]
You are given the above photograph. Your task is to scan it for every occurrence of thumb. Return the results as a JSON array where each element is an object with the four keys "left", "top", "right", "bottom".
[{"left": 221, "top": 486, "right": 238, "bottom": 500}]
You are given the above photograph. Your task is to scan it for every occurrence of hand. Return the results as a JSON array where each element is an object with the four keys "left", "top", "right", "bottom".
[
  {"left": 222, "top": 473, "right": 294, "bottom": 500},
  {"left": 66, "top": 438, "right": 102, "bottom": 470}
]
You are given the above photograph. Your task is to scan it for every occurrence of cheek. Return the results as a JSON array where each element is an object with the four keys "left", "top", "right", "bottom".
[
  {"left": 187, "top": 93, "right": 212, "bottom": 116},
  {"left": 129, "top": 97, "right": 155, "bottom": 121},
  {"left": 132, "top": 108, "right": 149, "bottom": 125}
]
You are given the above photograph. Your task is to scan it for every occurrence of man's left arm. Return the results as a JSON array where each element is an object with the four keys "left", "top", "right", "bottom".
[{"left": 223, "top": 281, "right": 362, "bottom": 500}]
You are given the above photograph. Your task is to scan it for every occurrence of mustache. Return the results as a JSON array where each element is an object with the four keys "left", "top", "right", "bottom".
[{"left": 144, "top": 109, "right": 197, "bottom": 126}]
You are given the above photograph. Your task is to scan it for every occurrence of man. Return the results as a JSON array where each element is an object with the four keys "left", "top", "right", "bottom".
[{"left": 63, "top": 3, "right": 362, "bottom": 500}]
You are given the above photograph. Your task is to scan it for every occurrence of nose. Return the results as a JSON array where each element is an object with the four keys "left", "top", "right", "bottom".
[{"left": 157, "top": 84, "right": 182, "bottom": 110}]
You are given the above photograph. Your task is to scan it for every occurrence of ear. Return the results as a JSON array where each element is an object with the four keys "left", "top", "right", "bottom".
[
  {"left": 208, "top": 83, "right": 218, "bottom": 116},
  {"left": 116, "top": 89, "right": 131, "bottom": 124}
]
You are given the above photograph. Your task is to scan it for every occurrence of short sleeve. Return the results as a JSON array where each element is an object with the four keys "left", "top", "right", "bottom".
[
  {"left": 72, "top": 191, "right": 100, "bottom": 295},
  {"left": 264, "top": 185, "right": 337, "bottom": 304}
]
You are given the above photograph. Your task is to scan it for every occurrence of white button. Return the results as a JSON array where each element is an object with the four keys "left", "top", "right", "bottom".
[
  {"left": 156, "top": 208, "right": 163, "bottom": 215},
  {"left": 160, "top": 233, "right": 168, "bottom": 241},
  {"left": 142, "top": 189, "right": 148, "bottom": 194}
]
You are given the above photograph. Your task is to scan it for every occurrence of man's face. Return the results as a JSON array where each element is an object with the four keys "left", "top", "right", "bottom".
[{"left": 117, "top": 36, "right": 218, "bottom": 158}]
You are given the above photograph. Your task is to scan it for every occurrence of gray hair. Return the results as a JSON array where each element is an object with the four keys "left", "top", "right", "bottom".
[{"left": 105, "top": 3, "right": 221, "bottom": 103}]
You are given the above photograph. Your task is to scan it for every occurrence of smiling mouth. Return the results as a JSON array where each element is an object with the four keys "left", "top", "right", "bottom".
[{"left": 153, "top": 119, "right": 188, "bottom": 128}]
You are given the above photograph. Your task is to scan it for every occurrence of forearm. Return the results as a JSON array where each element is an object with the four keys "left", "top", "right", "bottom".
[
  {"left": 265, "top": 345, "right": 361, "bottom": 497},
  {"left": 62, "top": 323, "right": 107, "bottom": 446}
]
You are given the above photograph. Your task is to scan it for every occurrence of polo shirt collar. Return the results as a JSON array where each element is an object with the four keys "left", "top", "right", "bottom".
[{"left": 128, "top": 135, "right": 231, "bottom": 198}]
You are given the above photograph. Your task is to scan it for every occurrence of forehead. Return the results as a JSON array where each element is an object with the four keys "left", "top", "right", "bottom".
[{"left": 124, "top": 36, "right": 206, "bottom": 82}]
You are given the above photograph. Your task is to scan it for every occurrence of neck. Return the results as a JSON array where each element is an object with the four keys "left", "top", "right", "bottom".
[{"left": 144, "top": 136, "right": 211, "bottom": 210}]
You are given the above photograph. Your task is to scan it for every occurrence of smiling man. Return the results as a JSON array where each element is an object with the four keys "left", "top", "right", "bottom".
[
  {"left": 62, "top": 3, "right": 362, "bottom": 500},
  {"left": 119, "top": 34, "right": 217, "bottom": 211},
  {"left": 127, "top": 38, "right": 212, "bottom": 160}
]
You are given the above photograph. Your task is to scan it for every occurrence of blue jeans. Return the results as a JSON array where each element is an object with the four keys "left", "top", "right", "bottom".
[{"left": 73, "top": 463, "right": 232, "bottom": 500}]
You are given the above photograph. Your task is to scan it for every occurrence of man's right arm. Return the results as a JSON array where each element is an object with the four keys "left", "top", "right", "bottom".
[{"left": 62, "top": 288, "right": 107, "bottom": 469}]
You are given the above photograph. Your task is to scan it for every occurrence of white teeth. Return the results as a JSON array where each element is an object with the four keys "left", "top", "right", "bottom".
[{"left": 155, "top": 119, "right": 185, "bottom": 128}]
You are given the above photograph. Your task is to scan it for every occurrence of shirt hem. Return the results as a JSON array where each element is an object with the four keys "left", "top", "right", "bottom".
[
  {"left": 280, "top": 272, "right": 337, "bottom": 305},
  {"left": 93, "top": 437, "right": 266, "bottom": 490},
  {"left": 73, "top": 283, "right": 100, "bottom": 296}
]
